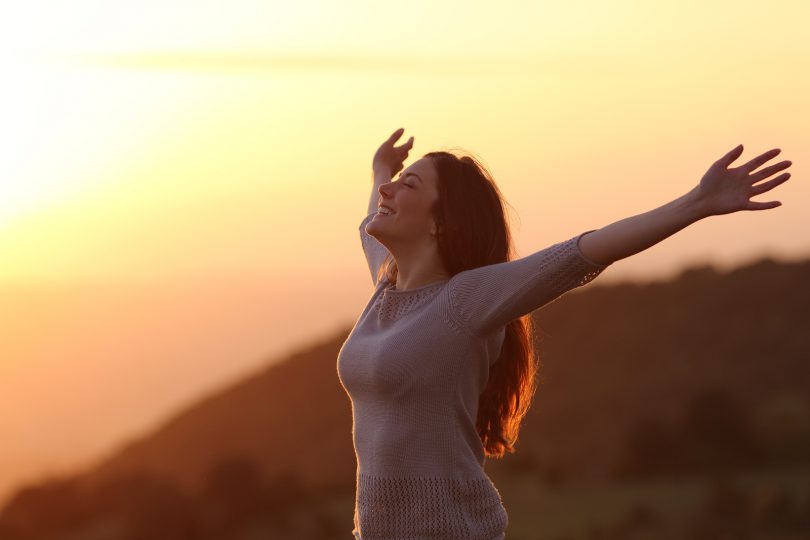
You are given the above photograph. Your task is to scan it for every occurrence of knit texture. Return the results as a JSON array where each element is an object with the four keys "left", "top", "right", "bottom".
[{"left": 337, "top": 212, "right": 612, "bottom": 539}]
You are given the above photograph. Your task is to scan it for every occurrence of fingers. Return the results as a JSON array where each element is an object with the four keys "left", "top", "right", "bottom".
[
  {"left": 742, "top": 148, "right": 782, "bottom": 173},
  {"left": 386, "top": 128, "right": 415, "bottom": 157},
  {"left": 397, "top": 136, "right": 414, "bottom": 151},
  {"left": 750, "top": 172, "right": 791, "bottom": 196},
  {"left": 749, "top": 160, "right": 792, "bottom": 184},
  {"left": 388, "top": 127, "right": 405, "bottom": 144}
]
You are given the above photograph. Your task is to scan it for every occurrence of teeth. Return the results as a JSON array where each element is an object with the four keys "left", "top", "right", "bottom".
[{"left": 378, "top": 207, "right": 393, "bottom": 215}]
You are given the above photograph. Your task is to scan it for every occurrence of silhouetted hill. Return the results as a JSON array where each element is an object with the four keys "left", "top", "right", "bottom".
[
  {"left": 2, "top": 255, "right": 809, "bottom": 539},
  {"left": 496, "top": 256, "right": 810, "bottom": 483},
  {"left": 75, "top": 335, "right": 359, "bottom": 499}
]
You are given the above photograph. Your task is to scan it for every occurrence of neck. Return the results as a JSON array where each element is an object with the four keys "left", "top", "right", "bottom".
[
  {"left": 391, "top": 246, "right": 449, "bottom": 291},
  {"left": 395, "top": 271, "right": 450, "bottom": 291}
]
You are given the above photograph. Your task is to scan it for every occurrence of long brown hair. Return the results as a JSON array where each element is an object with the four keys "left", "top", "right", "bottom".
[{"left": 378, "top": 150, "right": 538, "bottom": 459}]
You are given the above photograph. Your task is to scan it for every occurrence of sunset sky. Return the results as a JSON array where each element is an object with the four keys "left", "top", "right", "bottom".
[{"left": 1, "top": 0, "right": 807, "bottom": 506}]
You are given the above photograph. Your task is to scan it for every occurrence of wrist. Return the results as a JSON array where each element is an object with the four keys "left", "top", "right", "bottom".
[
  {"left": 373, "top": 166, "right": 392, "bottom": 183},
  {"left": 683, "top": 186, "right": 711, "bottom": 221}
]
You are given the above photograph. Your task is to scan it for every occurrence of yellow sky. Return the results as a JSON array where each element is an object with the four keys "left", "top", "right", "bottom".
[
  {"left": 0, "top": 0, "right": 808, "bottom": 506},
  {"left": 1, "top": 0, "right": 808, "bottom": 282}
]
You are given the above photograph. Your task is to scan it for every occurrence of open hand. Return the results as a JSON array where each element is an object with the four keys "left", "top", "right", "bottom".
[
  {"left": 372, "top": 127, "right": 414, "bottom": 178},
  {"left": 696, "top": 144, "right": 792, "bottom": 216}
]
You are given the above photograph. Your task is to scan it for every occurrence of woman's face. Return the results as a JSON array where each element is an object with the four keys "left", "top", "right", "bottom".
[{"left": 368, "top": 157, "right": 441, "bottom": 244}]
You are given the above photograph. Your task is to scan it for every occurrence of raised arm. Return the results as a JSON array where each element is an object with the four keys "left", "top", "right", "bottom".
[
  {"left": 578, "top": 144, "right": 793, "bottom": 265},
  {"left": 360, "top": 128, "right": 415, "bottom": 285},
  {"left": 368, "top": 127, "right": 413, "bottom": 215},
  {"left": 359, "top": 212, "right": 389, "bottom": 285},
  {"left": 368, "top": 174, "right": 385, "bottom": 217}
]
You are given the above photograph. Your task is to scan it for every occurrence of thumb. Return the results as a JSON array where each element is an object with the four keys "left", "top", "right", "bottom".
[{"left": 717, "top": 144, "right": 744, "bottom": 168}]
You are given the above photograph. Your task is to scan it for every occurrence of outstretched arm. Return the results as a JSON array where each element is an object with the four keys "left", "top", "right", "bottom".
[
  {"left": 578, "top": 144, "right": 793, "bottom": 265},
  {"left": 577, "top": 189, "right": 704, "bottom": 265}
]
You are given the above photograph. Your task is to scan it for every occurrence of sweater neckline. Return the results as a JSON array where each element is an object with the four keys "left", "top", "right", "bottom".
[{"left": 385, "top": 278, "right": 449, "bottom": 294}]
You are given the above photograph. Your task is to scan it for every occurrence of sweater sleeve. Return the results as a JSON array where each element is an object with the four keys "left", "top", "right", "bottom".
[
  {"left": 447, "top": 229, "right": 610, "bottom": 337},
  {"left": 359, "top": 212, "right": 391, "bottom": 286}
]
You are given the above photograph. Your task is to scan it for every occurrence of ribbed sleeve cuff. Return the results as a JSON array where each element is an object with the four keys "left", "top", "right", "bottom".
[{"left": 574, "top": 229, "right": 611, "bottom": 268}]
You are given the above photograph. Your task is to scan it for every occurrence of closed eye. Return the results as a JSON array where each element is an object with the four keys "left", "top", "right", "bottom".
[{"left": 397, "top": 174, "right": 416, "bottom": 188}]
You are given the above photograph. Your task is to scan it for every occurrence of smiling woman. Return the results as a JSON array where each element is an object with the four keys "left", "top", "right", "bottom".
[
  {"left": 340, "top": 118, "right": 800, "bottom": 539},
  {"left": 338, "top": 129, "right": 614, "bottom": 539}
]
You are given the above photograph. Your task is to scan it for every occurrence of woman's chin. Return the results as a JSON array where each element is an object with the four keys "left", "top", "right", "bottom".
[
  {"left": 368, "top": 220, "right": 392, "bottom": 238},
  {"left": 366, "top": 219, "right": 382, "bottom": 233}
]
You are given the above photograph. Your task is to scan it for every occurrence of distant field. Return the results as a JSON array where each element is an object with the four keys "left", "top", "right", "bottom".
[
  {"left": 499, "top": 467, "right": 810, "bottom": 539},
  {"left": 281, "top": 468, "right": 810, "bottom": 539}
]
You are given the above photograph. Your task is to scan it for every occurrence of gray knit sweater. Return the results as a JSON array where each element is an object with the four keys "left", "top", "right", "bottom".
[{"left": 337, "top": 212, "right": 611, "bottom": 539}]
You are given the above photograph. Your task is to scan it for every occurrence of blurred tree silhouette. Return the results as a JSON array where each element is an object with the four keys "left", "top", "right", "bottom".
[
  {"left": 616, "top": 386, "right": 763, "bottom": 478},
  {"left": 0, "top": 475, "right": 88, "bottom": 538},
  {"left": 752, "top": 392, "right": 810, "bottom": 465},
  {"left": 616, "top": 415, "right": 683, "bottom": 477},
  {"left": 199, "top": 455, "right": 266, "bottom": 536},
  {"left": 681, "top": 386, "right": 761, "bottom": 473},
  {"left": 111, "top": 473, "right": 197, "bottom": 540}
]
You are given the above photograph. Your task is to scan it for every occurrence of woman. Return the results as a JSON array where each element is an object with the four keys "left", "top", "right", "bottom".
[{"left": 336, "top": 128, "right": 792, "bottom": 539}]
